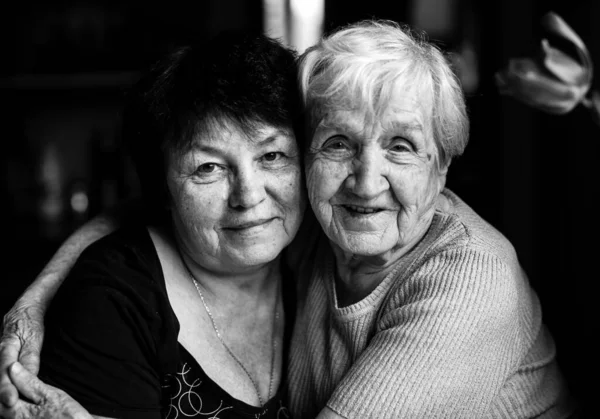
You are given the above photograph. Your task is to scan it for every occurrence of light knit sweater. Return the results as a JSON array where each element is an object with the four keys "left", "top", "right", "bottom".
[{"left": 287, "top": 189, "right": 575, "bottom": 418}]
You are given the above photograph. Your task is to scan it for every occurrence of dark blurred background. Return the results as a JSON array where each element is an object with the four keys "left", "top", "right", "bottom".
[{"left": 1, "top": 0, "right": 597, "bottom": 414}]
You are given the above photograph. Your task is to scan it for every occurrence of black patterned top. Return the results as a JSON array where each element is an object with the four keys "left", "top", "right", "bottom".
[{"left": 39, "top": 226, "right": 294, "bottom": 419}]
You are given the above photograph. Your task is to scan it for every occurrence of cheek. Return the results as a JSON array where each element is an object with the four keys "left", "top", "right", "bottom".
[
  {"left": 389, "top": 170, "right": 421, "bottom": 207},
  {"left": 174, "top": 183, "right": 227, "bottom": 233},
  {"left": 271, "top": 168, "right": 304, "bottom": 213},
  {"left": 417, "top": 169, "right": 443, "bottom": 208},
  {"left": 389, "top": 167, "right": 440, "bottom": 211},
  {"left": 306, "top": 158, "right": 347, "bottom": 203}
]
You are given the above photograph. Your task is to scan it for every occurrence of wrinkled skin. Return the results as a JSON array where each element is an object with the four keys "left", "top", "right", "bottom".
[
  {"left": 0, "top": 363, "right": 92, "bottom": 419},
  {"left": 306, "top": 83, "right": 447, "bottom": 262},
  {"left": 168, "top": 118, "right": 304, "bottom": 274},
  {"left": 0, "top": 303, "right": 45, "bottom": 408}
]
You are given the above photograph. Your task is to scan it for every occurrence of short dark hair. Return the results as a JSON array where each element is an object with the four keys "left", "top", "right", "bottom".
[{"left": 122, "top": 30, "right": 301, "bottom": 221}]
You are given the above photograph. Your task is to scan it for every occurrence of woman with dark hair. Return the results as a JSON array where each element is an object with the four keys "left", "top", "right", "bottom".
[{"left": 0, "top": 31, "right": 304, "bottom": 419}]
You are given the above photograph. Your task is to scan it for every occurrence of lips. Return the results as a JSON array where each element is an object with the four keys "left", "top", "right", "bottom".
[
  {"left": 224, "top": 218, "right": 274, "bottom": 230},
  {"left": 342, "top": 204, "right": 384, "bottom": 214}
]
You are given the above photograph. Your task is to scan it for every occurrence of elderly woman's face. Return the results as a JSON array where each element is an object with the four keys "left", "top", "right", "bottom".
[
  {"left": 306, "top": 85, "right": 446, "bottom": 257},
  {"left": 167, "top": 119, "right": 304, "bottom": 272}
]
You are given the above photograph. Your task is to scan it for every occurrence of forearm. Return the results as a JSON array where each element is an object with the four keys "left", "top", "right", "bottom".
[
  {"left": 19, "top": 212, "right": 120, "bottom": 310},
  {"left": 17, "top": 196, "right": 145, "bottom": 310},
  {"left": 1, "top": 199, "right": 140, "bottom": 398}
]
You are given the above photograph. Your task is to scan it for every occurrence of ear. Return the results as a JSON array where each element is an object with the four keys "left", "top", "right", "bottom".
[{"left": 436, "top": 159, "right": 451, "bottom": 193}]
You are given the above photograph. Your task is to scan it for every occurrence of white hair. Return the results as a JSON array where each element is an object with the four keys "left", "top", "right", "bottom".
[{"left": 298, "top": 19, "right": 469, "bottom": 168}]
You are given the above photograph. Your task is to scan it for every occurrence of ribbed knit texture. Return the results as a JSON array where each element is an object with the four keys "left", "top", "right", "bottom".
[{"left": 287, "top": 189, "right": 575, "bottom": 418}]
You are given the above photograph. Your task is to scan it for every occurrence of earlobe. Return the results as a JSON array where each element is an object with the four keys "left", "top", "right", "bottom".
[
  {"left": 438, "top": 157, "right": 451, "bottom": 176},
  {"left": 437, "top": 163, "right": 450, "bottom": 193},
  {"left": 438, "top": 175, "right": 447, "bottom": 194}
]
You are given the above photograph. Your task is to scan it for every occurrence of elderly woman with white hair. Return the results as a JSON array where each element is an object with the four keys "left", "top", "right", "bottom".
[
  {"left": 0, "top": 20, "right": 575, "bottom": 419},
  {"left": 287, "top": 20, "right": 574, "bottom": 419}
]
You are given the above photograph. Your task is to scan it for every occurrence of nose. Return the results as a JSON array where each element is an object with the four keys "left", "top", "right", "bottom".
[
  {"left": 346, "top": 147, "right": 389, "bottom": 199},
  {"left": 228, "top": 165, "right": 267, "bottom": 209}
]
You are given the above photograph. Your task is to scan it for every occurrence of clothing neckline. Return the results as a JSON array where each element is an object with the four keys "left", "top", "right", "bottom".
[
  {"left": 136, "top": 225, "right": 295, "bottom": 413},
  {"left": 176, "top": 343, "right": 286, "bottom": 414},
  {"left": 324, "top": 208, "right": 446, "bottom": 318}
]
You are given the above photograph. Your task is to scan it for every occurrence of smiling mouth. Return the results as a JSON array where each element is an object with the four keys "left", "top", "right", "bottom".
[
  {"left": 225, "top": 218, "right": 274, "bottom": 230},
  {"left": 342, "top": 205, "right": 384, "bottom": 214}
]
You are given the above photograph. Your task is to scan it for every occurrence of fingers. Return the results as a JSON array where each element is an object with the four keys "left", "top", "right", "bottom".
[
  {"left": 0, "top": 337, "right": 21, "bottom": 408},
  {"left": 7, "top": 363, "right": 44, "bottom": 405},
  {"left": 0, "top": 381, "right": 18, "bottom": 410},
  {"left": 0, "top": 397, "right": 42, "bottom": 419},
  {"left": 0, "top": 365, "right": 94, "bottom": 419},
  {"left": 0, "top": 378, "right": 19, "bottom": 409}
]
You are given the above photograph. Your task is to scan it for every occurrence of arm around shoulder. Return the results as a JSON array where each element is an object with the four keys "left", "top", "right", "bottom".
[
  {"left": 0, "top": 199, "right": 140, "bottom": 408},
  {"left": 36, "top": 230, "right": 164, "bottom": 418}
]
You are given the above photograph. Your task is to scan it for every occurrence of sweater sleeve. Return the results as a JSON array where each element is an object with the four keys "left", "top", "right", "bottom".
[
  {"left": 38, "top": 232, "right": 165, "bottom": 419},
  {"left": 326, "top": 247, "right": 527, "bottom": 418}
]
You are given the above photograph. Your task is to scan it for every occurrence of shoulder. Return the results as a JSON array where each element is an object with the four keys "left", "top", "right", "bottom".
[
  {"left": 430, "top": 189, "right": 520, "bottom": 267},
  {"left": 76, "top": 224, "right": 160, "bottom": 273},
  {"left": 390, "top": 244, "right": 520, "bottom": 307},
  {"left": 377, "top": 243, "right": 537, "bottom": 361},
  {"left": 44, "top": 224, "right": 178, "bottom": 369},
  {"left": 40, "top": 226, "right": 171, "bottom": 417},
  {"left": 381, "top": 191, "right": 536, "bottom": 328},
  {"left": 51, "top": 225, "right": 171, "bottom": 332},
  {"left": 66, "top": 225, "right": 163, "bottom": 297}
]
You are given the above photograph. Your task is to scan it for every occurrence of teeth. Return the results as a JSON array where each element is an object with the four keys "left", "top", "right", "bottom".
[{"left": 346, "top": 205, "right": 379, "bottom": 214}]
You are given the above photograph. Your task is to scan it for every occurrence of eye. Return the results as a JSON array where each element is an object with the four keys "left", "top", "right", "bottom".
[
  {"left": 260, "top": 151, "right": 293, "bottom": 169},
  {"left": 263, "top": 152, "right": 283, "bottom": 162},
  {"left": 390, "top": 144, "right": 410, "bottom": 152},
  {"left": 388, "top": 138, "right": 414, "bottom": 153},
  {"left": 196, "top": 163, "right": 219, "bottom": 173},
  {"left": 192, "top": 163, "right": 227, "bottom": 182},
  {"left": 322, "top": 137, "right": 350, "bottom": 151},
  {"left": 316, "top": 136, "right": 355, "bottom": 161}
]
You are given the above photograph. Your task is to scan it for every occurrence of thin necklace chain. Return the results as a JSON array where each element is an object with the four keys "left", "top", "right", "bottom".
[{"left": 182, "top": 257, "right": 279, "bottom": 407}]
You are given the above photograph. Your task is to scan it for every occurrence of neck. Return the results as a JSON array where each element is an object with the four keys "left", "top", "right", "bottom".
[
  {"left": 331, "top": 245, "right": 402, "bottom": 307},
  {"left": 331, "top": 220, "right": 431, "bottom": 307},
  {"left": 182, "top": 249, "right": 280, "bottom": 303}
]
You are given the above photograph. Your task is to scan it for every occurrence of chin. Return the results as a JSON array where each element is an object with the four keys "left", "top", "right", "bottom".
[
  {"left": 227, "top": 242, "right": 287, "bottom": 268},
  {"left": 336, "top": 233, "right": 397, "bottom": 257}
]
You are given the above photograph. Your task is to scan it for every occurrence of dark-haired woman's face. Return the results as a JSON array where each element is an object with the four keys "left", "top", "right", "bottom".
[{"left": 167, "top": 119, "right": 305, "bottom": 273}]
